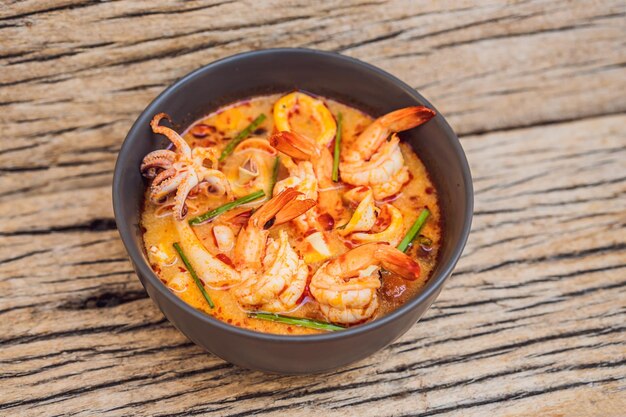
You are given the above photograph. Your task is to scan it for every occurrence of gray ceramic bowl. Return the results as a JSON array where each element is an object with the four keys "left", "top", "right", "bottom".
[{"left": 113, "top": 48, "right": 473, "bottom": 374}]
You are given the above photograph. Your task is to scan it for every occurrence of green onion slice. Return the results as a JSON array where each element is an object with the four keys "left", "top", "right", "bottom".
[
  {"left": 173, "top": 242, "right": 214, "bottom": 308},
  {"left": 397, "top": 208, "right": 430, "bottom": 252},
  {"left": 248, "top": 312, "right": 345, "bottom": 331},
  {"left": 218, "top": 114, "right": 267, "bottom": 162},
  {"left": 331, "top": 112, "right": 342, "bottom": 182},
  {"left": 188, "top": 189, "right": 265, "bottom": 226}
]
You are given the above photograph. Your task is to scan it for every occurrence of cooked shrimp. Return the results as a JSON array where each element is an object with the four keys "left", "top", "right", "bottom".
[
  {"left": 270, "top": 130, "right": 334, "bottom": 189},
  {"left": 233, "top": 188, "right": 315, "bottom": 269},
  {"left": 273, "top": 160, "right": 318, "bottom": 202},
  {"left": 235, "top": 230, "right": 309, "bottom": 312},
  {"left": 340, "top": 106, "right": 435, "bottom": 199},
  {"left": 310, "top": 243, "right": 420, "bottom": 324},
  {"left": 341, "top": 135, "right": 410, "bottom": 200},
  {"left": 273, "top": 160, "right": 322, "bottom": 232},
  {"left": 233, "top": 188, "right": 316, "bottom": 312},
  {"left": 273, "top": 92, "right": 337, "bottom": 147},
  {"left": 271, "top": 130, "right": 344, "bottom": 228}
]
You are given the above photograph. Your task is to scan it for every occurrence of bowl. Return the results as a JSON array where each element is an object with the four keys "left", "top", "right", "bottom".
[{"left": 112, "top": 48, "right": 473, "bottom": 374}]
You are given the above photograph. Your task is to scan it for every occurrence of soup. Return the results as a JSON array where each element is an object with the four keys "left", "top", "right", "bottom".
[{"left": 140, "top": 92, "right": 441, "bottom": 335}]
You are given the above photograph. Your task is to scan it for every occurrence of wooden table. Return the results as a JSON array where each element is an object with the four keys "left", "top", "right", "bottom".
[{"left": 1, "top": 1, "right": 625, "bottom": 415}]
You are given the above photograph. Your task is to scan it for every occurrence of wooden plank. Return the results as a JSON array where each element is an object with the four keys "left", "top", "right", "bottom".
[{"left": 0, "top": 0, "right": 624, "bottom": 416}]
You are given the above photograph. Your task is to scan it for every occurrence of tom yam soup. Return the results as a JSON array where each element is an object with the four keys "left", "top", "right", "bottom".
[{"left": 140, "top": 92, "right": 441, "bottom": 335}]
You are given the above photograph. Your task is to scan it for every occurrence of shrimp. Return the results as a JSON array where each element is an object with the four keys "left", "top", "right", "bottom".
[
  {"left": 233, "top": 188, "right": 316, "bottom": 312},
  {"left": 310, "top": 243, "right": 420, "bottom": 324},
  {"left": 340, "top": 106, "right": 435, "bottom": 199},
  {"left": 233, "top": 187, "right": 315, "bottom": 268},
  {"left": 270, "top": 131, "right": 334, "bottom": 191},
  {"left": 273, "top": 160, "right": 318, "bottom": 203},
  {"left": 235, "top": 229, "right": 309, "bottom": 312},
  {"left": 272, "top": 158, "right": 322, "bottom": 232},
  {"left": 271, "top": 131, "right": 343, "bottom": 229}
]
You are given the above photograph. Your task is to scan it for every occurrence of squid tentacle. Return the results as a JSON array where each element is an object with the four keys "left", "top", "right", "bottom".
[
  {"left": 150, "top": 169, "right": 185, "bottom": 203},
  {"left": 141, "top": 149, "right": 177, "bottom": 178},
  {"left": 173, "top": 171, "right": 199, "bottom": 220},
  {"left": 150, "top": 113, "right": 192, "bottom": 157}
]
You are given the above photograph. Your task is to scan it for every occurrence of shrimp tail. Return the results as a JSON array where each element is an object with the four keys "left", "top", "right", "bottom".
[
  {"left": 270, "top": 131, "right": 319, "bottom": 160},
  {"left": 251, "top": 187, "right": 316, "bottom": 228},
  {"left": 273, "top": 198, "right": 317, "bottom": 226},
  {"left": 334, "top": 243, "right": 381, "bottom": 279},
  {"left": 379, "top": 106, "right": 436, "bottom": 133},
  {"left": 374, "top": 244, "right": 421, "bottom": 280}
]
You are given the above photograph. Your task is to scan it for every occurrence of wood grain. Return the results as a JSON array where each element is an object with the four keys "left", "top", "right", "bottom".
[{"left": 1, "top": 0, "right": 624, "bottom": 416}]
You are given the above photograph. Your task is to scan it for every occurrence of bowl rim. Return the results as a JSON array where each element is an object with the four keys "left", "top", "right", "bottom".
[{"left": 113, "top": 47, "right": 473, "bottom": 343}]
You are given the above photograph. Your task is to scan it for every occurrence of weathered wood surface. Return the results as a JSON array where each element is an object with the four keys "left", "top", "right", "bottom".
[{"left": 1, "top": 0, "right": 625, "bottom": 415}]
